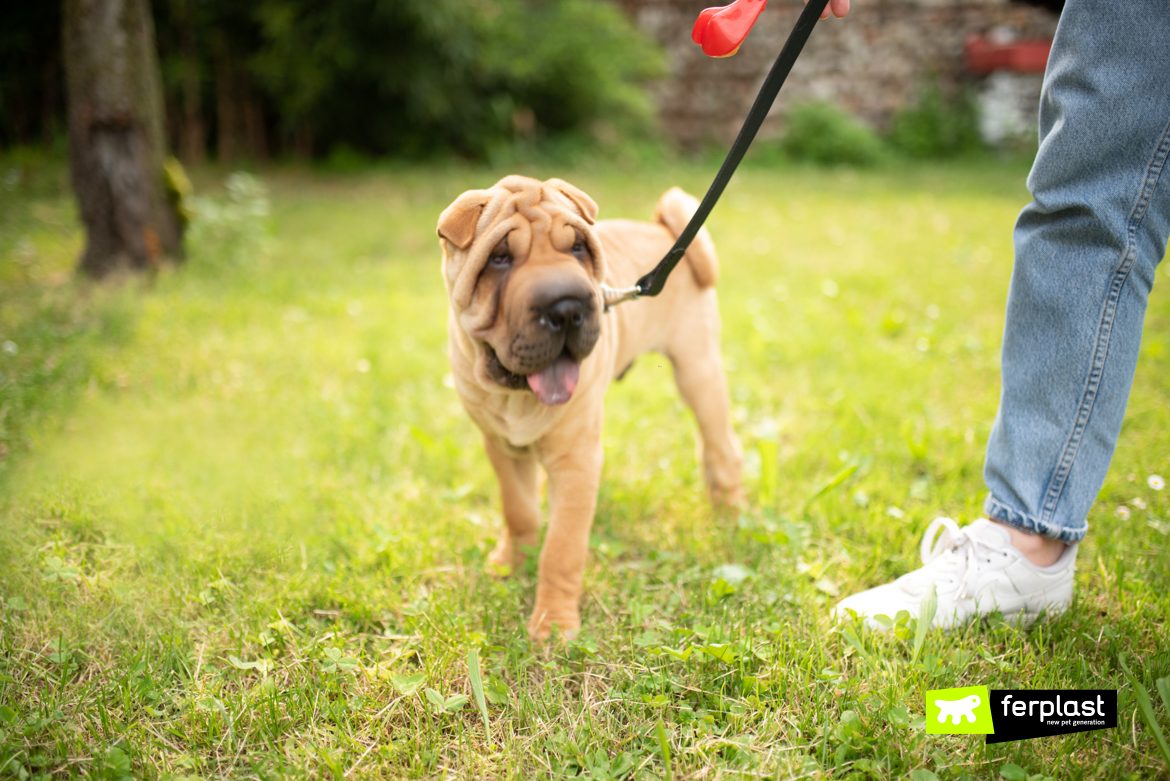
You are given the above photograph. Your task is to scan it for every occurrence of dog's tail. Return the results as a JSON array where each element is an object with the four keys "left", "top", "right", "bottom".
[{"left": 653, "top": 187, "right": 719, "bottom": 288}]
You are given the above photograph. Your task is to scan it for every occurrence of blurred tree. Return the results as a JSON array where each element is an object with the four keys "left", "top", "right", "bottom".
[{"left": 64, "top": 0, "right": 183, "bottom": 277}]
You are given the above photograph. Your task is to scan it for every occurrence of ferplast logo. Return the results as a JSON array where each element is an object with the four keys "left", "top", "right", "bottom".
[
  {"left": 925, "top": 685, "right": 995, "bottom": 735},
  {"left": 921, "top": 687, "right": 1118, "bottom": 743}
]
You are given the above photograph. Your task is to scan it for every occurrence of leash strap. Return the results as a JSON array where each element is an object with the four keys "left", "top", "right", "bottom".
[{"left": 618, "top": 0, "right": 831, "bottom": 302}]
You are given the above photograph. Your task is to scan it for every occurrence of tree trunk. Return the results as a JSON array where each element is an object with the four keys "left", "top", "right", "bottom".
[{"left": 63, "top": 0, "right": 182, "bottom": 278}]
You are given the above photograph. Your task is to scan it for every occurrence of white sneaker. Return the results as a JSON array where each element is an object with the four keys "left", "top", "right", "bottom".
[{"left": 833, "top": 518, "right": 1077, "bottom": 630}]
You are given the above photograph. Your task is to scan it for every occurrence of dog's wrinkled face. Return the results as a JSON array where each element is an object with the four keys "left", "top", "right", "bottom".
[{"left": 438, "top": 176, "right": 605, "bottom": 406}]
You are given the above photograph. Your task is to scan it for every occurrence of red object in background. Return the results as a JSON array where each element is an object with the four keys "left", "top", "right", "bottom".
[
  {"left": 692, "top": 0, "right": 768, "bottom": 58},
  {"left": 965, "top": 36, "right": 1052, "bottom": 76}
]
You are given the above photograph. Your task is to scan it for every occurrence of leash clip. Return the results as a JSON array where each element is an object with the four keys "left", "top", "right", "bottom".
[{"left": 599, "top": 283, "right": 642, "bottom": 311}]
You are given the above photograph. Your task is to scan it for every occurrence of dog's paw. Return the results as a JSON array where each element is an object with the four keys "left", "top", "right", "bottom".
[
  {"left": 487, "top": 538, "right": 516, "bottom": 576},
  {"left": 710, "top": 481, "right": 746, "bottom": 511},
  {"left": 526, "top": 605, "right": 581, "bottom": 643},
  {"left": 487, "top": 532, "right": 538, "bottom": 577}
]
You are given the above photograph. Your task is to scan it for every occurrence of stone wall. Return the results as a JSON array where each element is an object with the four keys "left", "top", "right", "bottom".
[{"left": 612, "top": 0, "right": 1059, "bottom": 147}]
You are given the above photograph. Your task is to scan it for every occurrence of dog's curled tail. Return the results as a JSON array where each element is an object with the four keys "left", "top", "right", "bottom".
[{"left": 653, "top": 187, "right": 719, "bottom": 288}]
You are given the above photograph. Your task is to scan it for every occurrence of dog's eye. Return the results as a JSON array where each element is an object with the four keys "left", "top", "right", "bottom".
[
  {"left": 571, "top": 238, "right": 588, "bottom": 257},
  {"left": 488, "top": 241, "right": 511, "bottom": 268}
]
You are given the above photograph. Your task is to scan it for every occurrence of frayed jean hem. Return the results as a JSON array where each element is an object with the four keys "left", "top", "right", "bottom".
[{"left": 984, "top": 494, "right": 1088, "bottom": 543}]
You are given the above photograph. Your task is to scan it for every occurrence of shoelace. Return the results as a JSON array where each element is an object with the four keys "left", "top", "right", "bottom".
[{"left": 903, "top": 517, "right": 984, "bottom": 600}]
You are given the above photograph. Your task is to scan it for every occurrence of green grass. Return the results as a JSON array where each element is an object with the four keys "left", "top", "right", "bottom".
[{"left": 1, "top": 152, "right": 1169, "bottom": 780}]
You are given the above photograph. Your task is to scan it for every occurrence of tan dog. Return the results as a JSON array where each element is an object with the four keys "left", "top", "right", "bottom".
[{"left": 437, "top": 175, "right": 743, "bottom": 639}]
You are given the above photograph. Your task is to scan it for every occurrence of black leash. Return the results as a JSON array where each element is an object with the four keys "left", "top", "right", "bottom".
[{"left": 602, "top": 0, "right": 831, "bottom": 307}]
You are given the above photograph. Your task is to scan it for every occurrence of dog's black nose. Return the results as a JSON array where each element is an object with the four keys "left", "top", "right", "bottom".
[{"left": 538, "top": 297, "right": 587, "bottom": 332}]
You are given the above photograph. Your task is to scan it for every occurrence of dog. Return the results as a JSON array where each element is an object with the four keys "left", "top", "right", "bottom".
[{"left": 437, "top": 175, "right": 743, "bottom": 639}]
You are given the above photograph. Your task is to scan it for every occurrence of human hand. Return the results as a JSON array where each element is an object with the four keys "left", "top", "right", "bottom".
[{"left": 808, "top": 0, "right": 850, "bottom": 19}]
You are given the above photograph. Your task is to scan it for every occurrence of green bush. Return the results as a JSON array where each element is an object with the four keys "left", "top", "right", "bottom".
[
  {"left": 187, "top": 173, "right": 271, "bottom": 270},
  {"left": 247, "top": 0, "right": 664, "bottom": 160},
  {"left": 778, "top": 102, "right": 886, "bottom": 167},
  {"left": 888, "top": 83, "right": 984, "bottom": 159}
]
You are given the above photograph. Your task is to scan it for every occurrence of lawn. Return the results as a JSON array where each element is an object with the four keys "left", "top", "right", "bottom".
[{"left": 1, "top": 153, "right": 1168, "bottom": 780}]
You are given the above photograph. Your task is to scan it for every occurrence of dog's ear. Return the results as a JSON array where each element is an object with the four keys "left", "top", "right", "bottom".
[
  {"left": 546, "top": 179, "right": 598, "bottom": 225},
  {"left": 437, "top": 190, "right": 492, "bottom": 249}
]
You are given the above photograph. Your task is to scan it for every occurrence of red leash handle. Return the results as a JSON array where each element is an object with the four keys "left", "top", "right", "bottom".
[{"left": 692, "top": 0, "right": 769, "bottom": 58}]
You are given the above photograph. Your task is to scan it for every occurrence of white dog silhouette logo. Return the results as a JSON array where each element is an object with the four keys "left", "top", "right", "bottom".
[{"left": 935, "top": 694, "right": 981, "bottom": 725}]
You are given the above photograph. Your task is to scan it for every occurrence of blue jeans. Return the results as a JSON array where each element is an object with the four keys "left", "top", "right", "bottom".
[{"left": 983, "top": 0, "right": 1170, "bottom": 543}]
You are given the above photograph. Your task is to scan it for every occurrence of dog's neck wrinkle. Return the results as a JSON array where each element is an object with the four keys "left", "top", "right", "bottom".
[{"left": 471, "top": 387, "right": 568, "bottom": 449}]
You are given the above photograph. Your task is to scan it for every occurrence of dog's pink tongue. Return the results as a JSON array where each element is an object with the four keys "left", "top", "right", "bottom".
[{"left": 527, "top": 355, "right": 580, "bottom": 406}]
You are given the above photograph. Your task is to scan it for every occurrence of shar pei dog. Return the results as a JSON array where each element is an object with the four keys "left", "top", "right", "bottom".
[{"left": 437, "top": 175, "right": 743, "bottom": 639}]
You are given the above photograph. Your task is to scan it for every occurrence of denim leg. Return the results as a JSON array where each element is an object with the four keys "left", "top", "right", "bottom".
[{"left": 983, "top": 0, "right": 1170, "bottom": 543}]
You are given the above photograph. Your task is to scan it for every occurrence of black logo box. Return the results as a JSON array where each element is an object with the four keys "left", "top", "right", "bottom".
[{"left": 986, "top": 690, "right": 1117, "bottom": 745}]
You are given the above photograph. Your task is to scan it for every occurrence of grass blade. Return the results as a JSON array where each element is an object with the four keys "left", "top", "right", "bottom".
[
  {"left": 911, "top": 583, "right": 937, "bottom": 664},
  {"left": 468, "top": 648, "right": 491, "bottom": 746},
  {"left": 803, "top": 464, "right": 858, "bottom": 512},
  {"left": 840, "top": 625, "right": 871, "bottom": 667},
  {"left": 758, "top": 438, "right": 778, "bottom": 507},
  {"left": 655, "top": 718, "right": 673, "bottom": 781},
  {"left": 1157, "top": 677, "right": 1170, "bottom": 716},
  {"left": 1119, "top": 655, "right": 1170, "bottom": 767}
]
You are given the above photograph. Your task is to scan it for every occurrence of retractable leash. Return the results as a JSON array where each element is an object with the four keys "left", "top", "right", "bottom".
[{"left": 601, "top": 0, "right": 832, "bottom": 309}]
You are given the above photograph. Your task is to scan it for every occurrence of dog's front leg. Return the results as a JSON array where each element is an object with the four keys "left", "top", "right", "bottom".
[
  {"left": 484, "top": 436, "right": 541, "bottom": 574},
  {"left": 527, "top": 417, "right": 603, "bottom": 641}
]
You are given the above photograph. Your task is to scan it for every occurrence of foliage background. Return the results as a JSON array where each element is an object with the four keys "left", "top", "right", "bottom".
[{"left": 0, "top": 0, "right": 661, "bottom": 161}]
